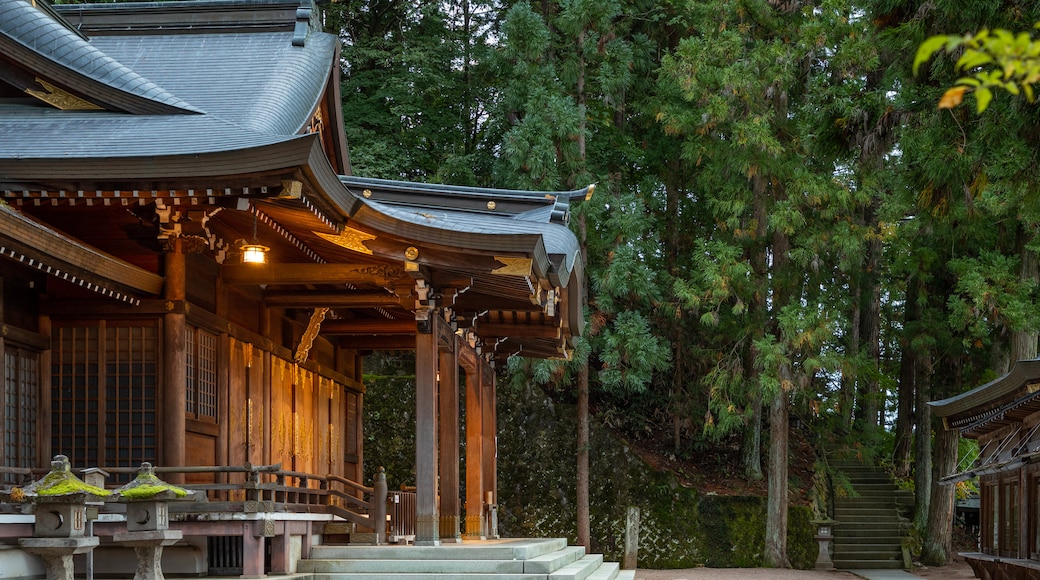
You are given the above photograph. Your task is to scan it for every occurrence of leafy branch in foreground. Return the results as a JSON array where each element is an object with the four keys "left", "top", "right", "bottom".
[{"left": 914, "top": 24, "right": 1040, "bottom": 112}]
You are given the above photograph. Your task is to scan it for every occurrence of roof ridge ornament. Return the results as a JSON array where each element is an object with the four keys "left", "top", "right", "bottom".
[{"left": 293, "top": 0, "right": 316, "bottom": 47}]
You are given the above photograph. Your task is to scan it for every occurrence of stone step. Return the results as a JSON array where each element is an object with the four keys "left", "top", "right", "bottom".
[
  {"left": 548, "top": 554, "right": 604, "bottom": 580},
  {"left": 835, "top": 546, "right": 903, "bottom": 558},
  {"left": 309, "top": 539, "right": 568, "bottom": 562},
  {"left": 834, "top": 516, "right": 905, "bottom": 525},
  {"left": 300, "top": 538, "right": 623, "bottom": 580},
  {"left": 833, "top": 559, "right": 905, "bottom": 570}
]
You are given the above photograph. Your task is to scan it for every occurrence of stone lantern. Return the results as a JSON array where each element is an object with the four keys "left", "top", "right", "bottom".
[
  {"left": 812, "top": 519, "right": 838, "bottom": 570},
  {"left": 111, "top": 462, "right": 193, "bottom": 580},
  {"left": 10, "top": 455, "right": 110, "bottom": 580}
]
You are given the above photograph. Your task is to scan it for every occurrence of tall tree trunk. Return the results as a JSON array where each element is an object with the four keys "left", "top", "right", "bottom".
[
  {"left": 892, "top": 344, "right": 915, "bottom": 479},
  {"left": 1010, "top": 230, "right": 1039, "bottom": 364},
  {"left": 765, "top": 366, "right": 791, "bottom": 568},
  {"left": 913, "top": 355, "right": 932, "bottom": 531},
  {"left": 577, "top": 362, "right": 590, "bottom": 551},
  {"left": 921, "top": 422, "right": 958, "bottom": 565},
  {"left": 859, "top": 212, "right": 882, "bottom": 428},
  {"left": 841, "top": 282, "right": 860, "bottom": 431},
  {"left": 573, "top": 23, "right": 590, "bottom": 552},
  {"left": 743, "top": 388, "right": 763, "bottom": 481},
  {"left": 892, "top": 275, "right": 920, "bottom": 479},
  {"left": 764, "top": 179, "right": 791, "bottom": 568},
  {"left": 575, "top": 198, "right": 590, "bottom": 551}
]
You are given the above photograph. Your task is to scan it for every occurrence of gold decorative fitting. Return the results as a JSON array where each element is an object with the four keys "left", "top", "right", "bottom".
[
  {"left": 315, "top": 228, "right": 375, "bottom": 255},
  {"left": 491, "top": 257, "right": 533, "bottom": 277},
  {"left": 363, "top": 189, "right": 373, "bottom": 198},
  {"left": 585, "top": 183, "right": 596, "bottom": 201},
  {"left": 26, "top": 78, "right": 103, "bottom": 111},
  {"left": 487, "top": 201, "right": 497, "bottom": 210},
  {"left": 404, "top": 246, "right": 420, "bottom": 261}
]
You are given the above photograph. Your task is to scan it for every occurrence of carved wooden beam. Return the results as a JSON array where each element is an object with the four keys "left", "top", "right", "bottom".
[
  {"left": 337, "top": 335, "right": 416, "bottom": 350},
  {"left": 475, "top": 323, "right": 562, "bottom": 339},
  {"left": 263, "top": 290, "right": 411, "bottom": 309},
  {"left": 221, "top": 262, "right": 407, "bottom": 286},
  {"left": 320, "top": 319, "right": 416, "bottom": 335}
]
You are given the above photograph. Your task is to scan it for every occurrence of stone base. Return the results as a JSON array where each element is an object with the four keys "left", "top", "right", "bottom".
[
  {"left": 112, "top": 529, "right": 183, "bottom": 547},
  {"left": 109, "top": 532, "right": 183, "bottom": 580},
  {"left": 19, "top": 537, "right": 99, "bottom": 580},
  {"left": 349, "top": 532, "right": 378, "bottom": 545}
]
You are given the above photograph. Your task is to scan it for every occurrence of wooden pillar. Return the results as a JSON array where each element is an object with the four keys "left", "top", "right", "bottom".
[
  {"left": 38, "top": 315, "right": 52, "bottom": 466},
  {"left": 1021, "top": 466, "right": 1029, "bottom": 559},
  {"left": 438, "top": 335, "right": 460, "bottom": 542},
  {"left": 482, "top": 360, "right": 498, "bottom": 538},
  {"left": 162, "top": 238, "right": 187, "bottom": 482},
  {"left": 269, "top": 521, "right": 290, "bottom": 575},
  {"left": 415, "top": 311, "right": 440, "bottom": 545},
  {"left": 242, "top": 527, "right": 266, "bottom": 578},
  {"left": 464, "top": 363, "right": 485, "bottom": 539}
]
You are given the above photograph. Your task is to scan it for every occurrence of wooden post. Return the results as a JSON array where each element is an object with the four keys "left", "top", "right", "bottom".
[
  {"left": 415, "top": 311, "right": 440, "bottom": 545},
  {"left": 464, "top": 363, "right": 484, "bottom": 539},
  {"left": 481, "top": 359, "right": 497, "bottom": 538},
  {"left": 438, "top": 336, "right": 461, "bottom": 542},
  {"left": 162, "top": 238, "right": 187, "bottom": 483},
  {"left": 373, "top": 467, "right": 388, "bottom": 544},
  {"left": 623, "top": 506, "right": 640, "bottom": 570},
  {"left": 242, "top": 529, "right": 265, "bottom": 578}
]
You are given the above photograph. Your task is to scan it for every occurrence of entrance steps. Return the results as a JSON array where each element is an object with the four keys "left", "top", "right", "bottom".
[
  {"left": 830, "top": 455, "right": 913, "bottom": 570},
  {"left": 298, "top": 538, "right": 635, "bottom": 580}
]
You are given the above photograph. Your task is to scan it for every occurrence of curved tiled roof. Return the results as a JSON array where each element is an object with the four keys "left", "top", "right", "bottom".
[{"left": 0, "top": 0, "right": 201, "bottom": 114}]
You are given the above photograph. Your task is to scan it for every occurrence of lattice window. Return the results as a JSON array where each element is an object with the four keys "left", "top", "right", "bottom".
[
  {"left": 105, "top": 325, "right": 158, "bottom": 467},
  {"left": 52, "top": 325, "right": 101, "bottom": 468},
  {"left": 4, "top": 347, "right": 38, "bottom": 484},
  {"left": 52, "top": 322, "right": 157, "bottom": 474},
  {"left": 186, "top": 326, "right": 218, "bottom": 421}
]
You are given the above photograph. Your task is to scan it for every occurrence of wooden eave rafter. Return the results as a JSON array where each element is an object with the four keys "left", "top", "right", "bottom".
[{"left": 0, "top": 204, "right": 162, "bottom": 304}]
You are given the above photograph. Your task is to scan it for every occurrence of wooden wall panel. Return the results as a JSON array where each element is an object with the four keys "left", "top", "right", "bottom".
[
  {"left": 317, "top": 376, "right": 331, "bottom": 474},
  {"left": 270, "top": 357, "right": 294, "bottom": 469},
  {"left": 227, "top": 338, "right": 247, "bottom": 491},
  {"left": 185, "top": 431, "right": 215, "bottom": 484},
  {"left": 247, "top": 345, "right": 264, "bottom": 466}
]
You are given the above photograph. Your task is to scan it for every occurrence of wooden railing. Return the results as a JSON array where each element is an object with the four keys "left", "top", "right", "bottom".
[
  {"left": 2, "top": 463, "right": 390, "bottom": 543},
  {"left": 388, "top": 490, "right": 417, "bottom": 542}
]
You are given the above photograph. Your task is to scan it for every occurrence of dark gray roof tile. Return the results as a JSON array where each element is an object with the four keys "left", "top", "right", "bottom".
[{"left": 1, "top": 0, "right": 200, "bottom": 114}]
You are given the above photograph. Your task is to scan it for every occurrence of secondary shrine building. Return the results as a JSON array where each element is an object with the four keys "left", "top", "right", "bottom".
[
  {"left": 931, "top": 360, "right": 1040, "bottom": 579},
  {"left": 0, "top": 0, "right": 588, "bottom": 575}
]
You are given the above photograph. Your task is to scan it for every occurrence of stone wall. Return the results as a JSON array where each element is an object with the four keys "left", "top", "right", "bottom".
[{"left": 361, "top": 359, "right": 816, "bottom": 569}]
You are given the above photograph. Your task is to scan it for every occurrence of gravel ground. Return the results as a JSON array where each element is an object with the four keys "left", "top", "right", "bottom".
[{"left": 634, "top": 556, "right": 976, "bottom": 579}]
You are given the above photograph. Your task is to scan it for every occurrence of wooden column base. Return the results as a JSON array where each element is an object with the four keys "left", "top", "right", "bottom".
[
  {"left": 415, "top": 515, "right": 441, "bottom": 546},
  {"left": 439, "top": 515, "right": 461, "bottom": 542},
  {"left": 463, "top": 514, "right": 485, "bottom": 540}
]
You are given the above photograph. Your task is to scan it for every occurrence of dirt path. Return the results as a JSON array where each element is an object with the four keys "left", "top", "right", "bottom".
[{"left": 634, "top": 556, "right": 976, "bottom": 579}]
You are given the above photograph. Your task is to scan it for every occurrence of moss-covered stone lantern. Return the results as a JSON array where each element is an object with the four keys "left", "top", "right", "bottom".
[
  {"left": 7, "top": 455, "right": 110, "bottom": 580},
  {"left": 111, "top": 462, "right": 192, "bottom": 580}
]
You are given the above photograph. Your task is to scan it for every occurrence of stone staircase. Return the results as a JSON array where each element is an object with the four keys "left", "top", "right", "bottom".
[
  {"left": 830, "top": 455, "right": 913, "bottom": 570},
  {"left": 298, "top": 538, "right": 635, "bottom": 580}
]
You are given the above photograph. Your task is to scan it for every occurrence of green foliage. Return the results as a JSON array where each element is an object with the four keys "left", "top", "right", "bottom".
[
  {"left": 915, "top": 25, "right": 1040, "bottom": 111},
  {"left": 361, "top": 352, "right": 419, "bottom": 491}
]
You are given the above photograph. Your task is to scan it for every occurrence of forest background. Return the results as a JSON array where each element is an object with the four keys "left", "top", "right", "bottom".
[{"left": 320, "top": 0, "right": 1040, "bottom": 570}]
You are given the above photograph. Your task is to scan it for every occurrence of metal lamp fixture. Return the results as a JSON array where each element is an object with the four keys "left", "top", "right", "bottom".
[
  {"left": 240, "top": 243, "right": 269, "bottom": 264},
  {"left": 241, "top": 208, "right": 269, "bottom": 264}
]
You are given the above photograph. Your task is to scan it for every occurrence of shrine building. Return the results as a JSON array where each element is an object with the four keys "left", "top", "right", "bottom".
[{"left": 0, "top": 0, "right": 591, "bottom": 575}]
